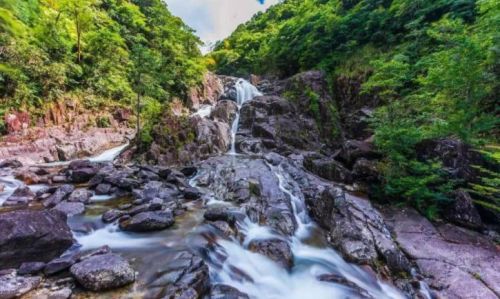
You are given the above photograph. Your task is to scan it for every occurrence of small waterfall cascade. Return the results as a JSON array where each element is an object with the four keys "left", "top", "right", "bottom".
[
  {"left": 192, "top": 160, "right": 406, "bottom": 299},
  {"left": 229, "top": 79, "right": 262, "bottom": 154}
]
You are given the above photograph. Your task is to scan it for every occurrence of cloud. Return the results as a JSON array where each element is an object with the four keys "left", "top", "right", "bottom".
[{"left": 165, "top": 0, "right": 279, "bottom": 49}]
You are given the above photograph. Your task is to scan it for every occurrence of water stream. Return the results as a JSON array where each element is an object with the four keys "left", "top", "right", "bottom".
[
  {"left": 0, "top": 80, "right": 408, "bottom": 298},
  {"left": 229, "top": 79, "right": 262, "bottom": 154}
]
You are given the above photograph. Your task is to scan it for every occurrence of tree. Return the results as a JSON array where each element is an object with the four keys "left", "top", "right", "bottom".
[{"left": 60, "top": 0, "right": 95, "bottom": 63}]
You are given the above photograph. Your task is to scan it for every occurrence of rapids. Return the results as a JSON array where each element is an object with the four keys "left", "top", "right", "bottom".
[{"left": 0, "top": 79, "right": 408, "bottom": 299}]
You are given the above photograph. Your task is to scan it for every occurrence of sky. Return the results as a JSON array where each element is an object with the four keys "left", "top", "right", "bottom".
[{"left": 165, "top": 0, "right": 280, "bottom": 52}]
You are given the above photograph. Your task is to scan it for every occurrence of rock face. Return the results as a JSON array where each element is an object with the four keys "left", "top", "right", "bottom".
[
  {"left": 147, "top": 106, "right": 234, "bottom": 166},
  {"left": 70, "top": 253, "right": 135, "bottom": 291},
  {"left": 198, "top": 156, "right": 298, "bottom": 236},
  {"left": 187, "top": 72, "right": 224, "bottom": 110},
  {"left": 0, "top": 104, "right": 133, "bottom": 165},
  {"left": 0, "top": 209, "right": 73, "bottom": 269},
  {"left": 383, "top": 208, "right": 500, "bottom": 299},
  {"left": 305, "top": 186, "right": 411, "bottom": 273}
]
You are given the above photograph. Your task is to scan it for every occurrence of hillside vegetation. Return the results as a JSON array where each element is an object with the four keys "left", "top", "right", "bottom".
[
  {"left": 0, "top": 0, "right": 206, "bottom": 137},
  {"left": 211, "top": 0, "right": 499, "bottom": 217}
]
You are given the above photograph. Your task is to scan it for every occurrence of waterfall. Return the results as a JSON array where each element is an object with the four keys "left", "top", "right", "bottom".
[{"left": 229, "top": 79, "right": 262, "bottom": 154}]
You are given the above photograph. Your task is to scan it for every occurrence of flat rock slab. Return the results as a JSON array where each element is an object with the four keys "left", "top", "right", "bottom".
[
  {"left": 383, "top": 208, "right": 500, "bottom": 299},
  {"left": 0, "top": 270, "right": 41, "bottom": 299}
]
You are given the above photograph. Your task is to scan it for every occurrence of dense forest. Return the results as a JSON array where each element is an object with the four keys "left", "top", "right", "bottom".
[
  {"left": 0, "top": 0, "right": 206, "bottom": 139},
  {"left": 211, "top": 0, "right": 499, "bottom": 217}
]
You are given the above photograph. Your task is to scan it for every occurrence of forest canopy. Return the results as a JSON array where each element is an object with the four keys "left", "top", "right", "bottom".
[
  {"left": 211, "top": 0, "right": 499, "bottom": 217},
  {"left": 0, "top": 0, "right": 206, "bottom": 114}
]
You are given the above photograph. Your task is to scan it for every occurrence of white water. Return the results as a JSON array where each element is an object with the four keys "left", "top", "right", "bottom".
[
  {"left": 229, "top": 79, "right": 262, "bottom": 154},
  {"left": 200, "top": 162, "right": 406, "bottom": 299},
  {"left": 191, "top": 104, "right": 214, "bottom": 118},
  {"left": 0, "top": 143, "right": 128, "bottom": 206}
]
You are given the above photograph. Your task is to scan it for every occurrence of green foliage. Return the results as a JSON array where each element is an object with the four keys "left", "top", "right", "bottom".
[
  {"left": 0, "top": 0, "right": 205, "bottom": 121},
  {"left": 96, "top": 115, "right": 111, "bottom": 128},
  {"left": 139, "top": 98, "right": 162, "bottom": 146},
  {"left": 214, "top": 0, "right": 499, "bottom": 216}
]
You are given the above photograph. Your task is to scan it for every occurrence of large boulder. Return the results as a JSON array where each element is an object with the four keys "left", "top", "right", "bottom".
[
  {"left": 238, "top": 96, "right": 322, "bottom": 155},
  {"left": 70, "top": 253, "right": 135, "bottom": 291},
  {"left": 0, "top": 209, "right": 73, "bottom": 269},
  {"left": 305, "top": 187, "right": 411, "bottom": 273}
]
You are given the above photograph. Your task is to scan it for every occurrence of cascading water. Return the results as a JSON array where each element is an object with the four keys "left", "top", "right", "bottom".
[
  {"left": 229, "top": 79, "right": 262, "bottom": 154},
  {"left": 192, "top": 159, "right": 406, "bottom": 299}
]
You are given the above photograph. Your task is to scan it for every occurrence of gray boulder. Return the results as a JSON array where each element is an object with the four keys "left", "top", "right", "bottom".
[
  {"left": 119, "top": 211, "right": 175, "bottom": 232},
  {"left": 70, "top": 253, "right": 135, "bottom": 291},
  {"left": 0, "top": 209, "right": 73, "bottom": 269}
]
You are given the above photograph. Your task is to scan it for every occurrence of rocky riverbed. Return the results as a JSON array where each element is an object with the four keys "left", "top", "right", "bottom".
[{"left": 0, "top": 74, "right": 498, "bottom": 299}]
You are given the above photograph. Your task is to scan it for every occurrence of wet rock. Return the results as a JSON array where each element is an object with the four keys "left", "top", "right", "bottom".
[
  {"left": 76, "top": 245, "right": 111, "bottom": 262},
  {"left": 145, "top": 251, "right": 209, "bottom": 299},
  {"left": 318, "top": 273, "right": 373, "bottom": 299},
  {"left": 305, "top": 188, "right": 411, "bottom": 273},
  {"left": 0, "top": 209, "right": 73, "bottom": 269},
  {"left": 0, "top": 159, "right": 22, "bottom": 169},
  {"left": 444, "top": 189, "right": 483, "bottom": 229},
  {"left": 209, "top": 221, "right": 235, "bottom": 238},
  {"left": 18, "top": 262, "right": 46, "bottom": 275},
  {"left": 383, "top": 208, "right": 500, "bottom": 299},
  {"left": 4, "top": 186, "right": 35, "bottom": 206},
  {"left": 71, "top": 166, "right": 98, "bottom": 184},
  {"left": 210, "top": 284, "right": 249, "bottom": 299},
  {"left": 67, "top": 188, "right": 92, "bottom": 204},
  {"left": 184, "top": 186, "right": 202, "bottom": 200},
  {"left": 248, "top": 239, "right": 293, "bottom": 269},
  {"left": 0, "top": 270, "right": 41, "bottom": 299},
  {"left": 95, "top": 183, "right": 112, "bottom": 195},
  {"left": 43, "top": 184, "right": 75, "bottom": 208},
  {"left": 198, "top": 156, "right": 297, "bottom": 236},
  {"left": 119, "top": 211, "right": 175, "bottom": 232},
  {"left": 204, "top": 207, "right": 236, "bottom": 225},
  {"left": 53, "top": 201, "right": 85, "bottom": 217},
  {"left": 303, "top": 156, "right": 352, "bottom": 184},
  {"left": 102, "top": 209, "right": 126, "bottom": 223},
  {"left": 44, "top": 255, "right": 77, "bottom": 275},
  {"left": 138, "top": 180, "right": 178, "bottom": 202},
  {"left": 70, "top": 253, "right": 135, "bottom": 291},
  {"left": 339, "top": 140, "right": 380, "bottom": 166},
  {"left": 210, "top": 100, "right": 238, "bottom": 123},
  {"left": 180, "top": 166, "right": 198, "bottom": 177},
  {"left": 352, "top": 158, "right": 380, "bottom": 183}
]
